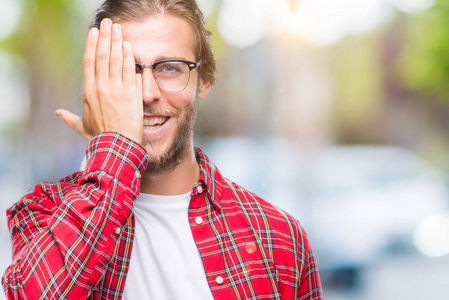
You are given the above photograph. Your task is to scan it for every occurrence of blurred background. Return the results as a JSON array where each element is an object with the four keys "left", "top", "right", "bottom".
[{"left": 1, "top": 0, "right": 449, "bottom": 298}]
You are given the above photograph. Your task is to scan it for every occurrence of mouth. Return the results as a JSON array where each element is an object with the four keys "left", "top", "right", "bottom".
[{"left": 143, "top": 116, "right": 169, "bottom": 131}]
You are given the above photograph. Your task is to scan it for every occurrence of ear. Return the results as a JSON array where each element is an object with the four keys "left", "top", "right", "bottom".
[{"left": 198, "top": 77, "right": 211, "bottom": 99}]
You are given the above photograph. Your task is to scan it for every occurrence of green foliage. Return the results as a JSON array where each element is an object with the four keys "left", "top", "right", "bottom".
[
  {"left": 0, "top": 0, "right": 85, "bottom": 81},
  {"left": 399, "top": 0, "right": 449, "bottom": 100}
]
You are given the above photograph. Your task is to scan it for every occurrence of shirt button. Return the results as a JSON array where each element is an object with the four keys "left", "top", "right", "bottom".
[
  {"left": 115, "top": 227, "right": 121, "bottom": 235},
  {"left": 195, "top": 217, "right": 203, "bottom": 225},
  {"left": 197, "top": 186, "right": 203, "bottom": 194},
  {"left": 215, "top": 276, "right": 224, "bottom": 285}
]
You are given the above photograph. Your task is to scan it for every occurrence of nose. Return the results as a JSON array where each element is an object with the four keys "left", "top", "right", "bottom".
[{"left": 141, "top": 68, "right": 162, "bottom": 104}]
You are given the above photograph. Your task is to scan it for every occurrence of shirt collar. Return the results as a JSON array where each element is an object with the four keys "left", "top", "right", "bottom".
[{"left": 194, "top": 147, "right": 223, "bottom": 211}]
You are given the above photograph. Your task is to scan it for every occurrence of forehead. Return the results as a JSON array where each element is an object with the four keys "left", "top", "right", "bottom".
[{"left": 119, "top": 15, "right": 195, "bottom": 62}]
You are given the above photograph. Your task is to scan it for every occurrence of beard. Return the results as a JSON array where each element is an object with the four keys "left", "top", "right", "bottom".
[{"left": 143, "top": 97, "right": 198, "bottom": 175}]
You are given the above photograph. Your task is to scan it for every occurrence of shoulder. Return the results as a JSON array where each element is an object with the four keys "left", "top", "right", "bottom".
[
  {"left": 220, "top": 177, "right": 319, "bottom": 290},
  {"left": 196, "top": 148, "right": 322, "bottom": 295},
  {"left": 221, "top": 177, "right": 307, "bottom": 248},
  {"left": 196, "top": 147, "right": 307, "bottom": 244},
  {"left": 221, "top": 176, "right": 299, "bottom": 224}
]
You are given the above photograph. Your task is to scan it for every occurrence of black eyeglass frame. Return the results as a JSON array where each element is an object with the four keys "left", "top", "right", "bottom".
[{"left": 135, "top": 58, "right": 202, "bottom": 92}]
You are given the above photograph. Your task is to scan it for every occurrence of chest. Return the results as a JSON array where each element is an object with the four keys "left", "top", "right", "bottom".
[{"left": 93, "top": 196, "right": 297, "bottom": 300}]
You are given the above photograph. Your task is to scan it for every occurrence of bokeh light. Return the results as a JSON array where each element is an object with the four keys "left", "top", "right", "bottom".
[
  {"left": 217, "top": 0, "right": 269, "bottom": 48},
  {"left": 393, "top": 0, "right": 435, "bottom": 14},
  {"left": 213, "top": 0, "right": 436, "bottom": 48},
  {"left": 289, "top": 0, "right": 394, "bottom": 46},
  {"left": 0, "top": 0, "right": 21, "bottom": 40},
  {"left": 414, "top": 213, "right": 449, "bottom": 257},
  {"left": 0, "top": 52, "right": 30, "bottom": 127}
]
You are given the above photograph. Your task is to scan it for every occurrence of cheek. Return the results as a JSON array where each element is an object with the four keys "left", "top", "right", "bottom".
[{"left": 161, "top": 95, "right": 194, "bottom": 123}]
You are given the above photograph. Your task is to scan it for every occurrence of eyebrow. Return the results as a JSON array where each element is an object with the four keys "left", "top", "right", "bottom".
[{"left": 134, "top": 55, "right": 190, "bottom": 64}]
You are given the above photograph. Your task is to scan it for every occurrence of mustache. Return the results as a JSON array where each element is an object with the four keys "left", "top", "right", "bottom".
[{"left": 143, "top": 106, "right": 180, "bottom": 117}]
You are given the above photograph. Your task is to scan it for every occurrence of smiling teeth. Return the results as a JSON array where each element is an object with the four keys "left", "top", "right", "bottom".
[{"left": 143, "top": 117, "right": 168, "bottom": 126}]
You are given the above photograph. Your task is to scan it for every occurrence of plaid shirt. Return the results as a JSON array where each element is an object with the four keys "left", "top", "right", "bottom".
[{"left": 3, "top": 132, "right": 323, "bottom": 299}]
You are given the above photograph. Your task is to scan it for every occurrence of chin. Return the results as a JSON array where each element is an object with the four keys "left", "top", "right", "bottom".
[{"left": 143, "top": 137, "right": 191, "bottom": 175}]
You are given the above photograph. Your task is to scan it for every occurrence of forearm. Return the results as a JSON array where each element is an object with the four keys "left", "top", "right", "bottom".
[{"left": 2, "top": 132, "right": 148, "bottom": 299}]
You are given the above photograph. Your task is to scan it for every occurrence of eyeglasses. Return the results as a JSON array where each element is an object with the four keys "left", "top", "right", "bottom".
[{"left": 135, "top": 59, "right": 202, "bottom": 92}]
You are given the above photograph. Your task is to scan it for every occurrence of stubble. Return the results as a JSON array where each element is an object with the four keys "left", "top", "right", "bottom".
[{"left": 143, "top": 98, "right": 198, "bottom": 175}]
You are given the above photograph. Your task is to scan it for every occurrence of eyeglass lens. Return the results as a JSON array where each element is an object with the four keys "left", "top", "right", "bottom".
[{"left": 135, "top": 61, "right": 192, "bottom": 92}]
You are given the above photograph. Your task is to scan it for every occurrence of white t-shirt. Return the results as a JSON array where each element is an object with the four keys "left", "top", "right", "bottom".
[{"left": 122, "top": 192, "right": 214, "bottom": 300}]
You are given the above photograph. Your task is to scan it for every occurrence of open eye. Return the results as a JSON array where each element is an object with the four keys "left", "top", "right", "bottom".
[{"left": 156, "top": 62, "right": 182, "bottom": 74}]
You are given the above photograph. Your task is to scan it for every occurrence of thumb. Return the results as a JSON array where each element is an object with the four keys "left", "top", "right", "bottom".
[{"left": 55, "top": 109, "right": 92, "bottom": 140}]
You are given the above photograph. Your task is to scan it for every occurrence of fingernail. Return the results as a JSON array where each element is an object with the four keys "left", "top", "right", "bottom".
[
  {"left": 90, "top": 27, "right": 99, "bottom": 37},
  {"left": 101, "top": 18, "right": 112, "bottom": 28},
  {"left": 112, "top": 23, "right": 121, "bottom": 34}
]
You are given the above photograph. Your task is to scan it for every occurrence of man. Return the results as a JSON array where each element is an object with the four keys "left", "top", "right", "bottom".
[{"left": 2, "top": 0, "right": 323, "bottom": 299}]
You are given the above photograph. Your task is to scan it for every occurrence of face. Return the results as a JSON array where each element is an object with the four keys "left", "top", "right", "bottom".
[{"left": 120, "top": 15, "right": 211, "bottom": 174}]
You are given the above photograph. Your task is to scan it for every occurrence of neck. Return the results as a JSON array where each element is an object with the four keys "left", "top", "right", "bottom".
[{"left": 140, "top": 145, "right": 200, "bottom": 196}]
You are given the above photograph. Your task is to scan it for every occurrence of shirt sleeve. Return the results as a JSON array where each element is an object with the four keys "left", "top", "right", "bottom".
[
  {"left": 2, "top": 132, "right": 148, "bottom": 299},
  {"left": 296, "top": 224, "right": 324, "bottom": 300}
]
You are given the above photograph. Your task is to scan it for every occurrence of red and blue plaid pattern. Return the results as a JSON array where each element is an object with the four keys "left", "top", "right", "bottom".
[{"left": 3, "top": 132, "right": 322, "bottom": 299}]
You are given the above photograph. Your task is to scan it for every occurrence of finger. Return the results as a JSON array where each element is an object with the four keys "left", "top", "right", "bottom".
[
  {"left": 96, "top": 18, "right": 113, "bottom": 83},
  {"left": 82, "top": 28, "right": 99, "bottom": 89},
  {"left": 55, "top": 109, "right": 92, "bottom": 140},
  {"left": 110, "top": 23, "right": 124, "bottom": 82},
  {"left": 122, "top": 41, "right": 136, "bottom": 85},
  {"left": 136, "top": 73, "right": 143, "bottom": 101}
]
